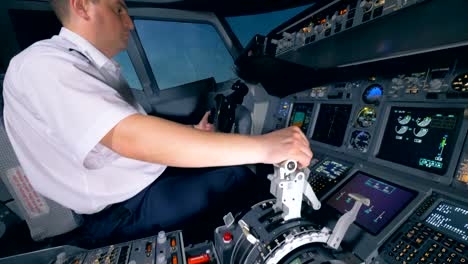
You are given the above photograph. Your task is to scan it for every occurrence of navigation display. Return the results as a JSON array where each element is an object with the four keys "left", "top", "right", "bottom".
[
  {"left": 313, "top": 159, "right": 352, "bottom": 180},
  {"left": 425, "top": 201, "right": 468, "bottom": 242},
  {"left": 326, "top": 172, "right": 417, "bottom": 235},
  {"left": 287, "top": 103, "right": 314, "bottom": 133},
  {"left": 311, "top": 104, "right": 352, "bottom": 147},
  {"left": 377, "top": 107, "right": 464, "bottom": 175}
]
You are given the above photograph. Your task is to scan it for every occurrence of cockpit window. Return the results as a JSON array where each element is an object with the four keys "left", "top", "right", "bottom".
[
  {"left": 225, "top": 4, "right": 314, "bottom": 47},
  {"left": 134, "top": 19, "right": 237, "bottom": 90},
  {"left": 113, "top": 51, "right": 143, "bottom": 90}
]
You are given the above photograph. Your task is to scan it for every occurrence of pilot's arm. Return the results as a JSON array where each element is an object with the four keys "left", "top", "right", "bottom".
[{"left": 100, "top": 114, "right": 313, "bottom": 168}]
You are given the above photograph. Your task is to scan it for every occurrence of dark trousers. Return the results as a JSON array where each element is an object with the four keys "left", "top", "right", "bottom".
[{"left": 80, "top": 166, "right": 271, "bottom": 244}]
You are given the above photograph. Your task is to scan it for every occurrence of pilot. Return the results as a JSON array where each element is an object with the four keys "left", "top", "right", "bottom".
[{"left": 2, "top": 0, "right": 312, "bottom": 242}]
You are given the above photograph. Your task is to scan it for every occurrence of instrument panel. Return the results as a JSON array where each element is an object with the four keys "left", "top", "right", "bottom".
[{"left": 267, "top": 57, "right": 468, "bottom": 263}]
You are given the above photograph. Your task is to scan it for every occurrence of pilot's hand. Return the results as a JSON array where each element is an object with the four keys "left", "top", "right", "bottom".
[
  {"left": 194, "top": 111, "right": 214, "bottom": 132},
  {"left": 259, "top": 126, "right": 313, "bottom": 168}
]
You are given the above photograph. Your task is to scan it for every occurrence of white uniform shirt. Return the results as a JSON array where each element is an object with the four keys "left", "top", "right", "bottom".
[{"left": 3, "top": 27, "right": 166, "bottom": 214}]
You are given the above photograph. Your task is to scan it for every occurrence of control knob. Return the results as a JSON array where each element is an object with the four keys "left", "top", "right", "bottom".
[{"left": 360, "top": 0, "right": 373, "bottom": 12}]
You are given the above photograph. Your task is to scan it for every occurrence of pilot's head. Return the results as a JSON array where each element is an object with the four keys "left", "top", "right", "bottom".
[{"left": 49, "top": 0, "right": 134, "bottom": 58}]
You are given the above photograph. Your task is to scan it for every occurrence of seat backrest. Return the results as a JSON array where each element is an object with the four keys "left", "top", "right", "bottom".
[{"left": 0, "top": 75, "right": 82, "bottom": 241}]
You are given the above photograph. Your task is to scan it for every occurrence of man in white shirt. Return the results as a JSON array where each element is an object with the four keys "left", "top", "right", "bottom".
[{"left": 3, "top": 0, "right": 312, "bottom": 241}]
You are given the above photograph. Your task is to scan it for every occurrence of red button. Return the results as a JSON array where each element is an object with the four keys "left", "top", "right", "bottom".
[{"left": 223, "top": 232, "right": 233, "bottom": 243}]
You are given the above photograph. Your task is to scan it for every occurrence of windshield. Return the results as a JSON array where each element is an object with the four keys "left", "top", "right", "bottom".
[{"left": 225, "top": 4, "right": 314, "bottom": 47}]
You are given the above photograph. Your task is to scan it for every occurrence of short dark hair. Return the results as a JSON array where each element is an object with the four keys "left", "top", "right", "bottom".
[
  {"left": 49, "top": 0, "right": 98, "bottom": 25},
  {"left": 49, "top": 0, "right": 70, "bottom": 24}
]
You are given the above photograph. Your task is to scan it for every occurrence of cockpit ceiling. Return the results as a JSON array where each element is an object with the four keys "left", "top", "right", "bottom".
[{"left": 125, "top": 0, "right": 321, "bottom": 16}]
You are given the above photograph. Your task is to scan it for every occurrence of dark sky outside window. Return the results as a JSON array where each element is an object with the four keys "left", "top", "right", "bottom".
[
  {"left": 226, "top": 4, "right": 314, "bottom": 47},
  {"left": 134, "top": 20, "right": 236, "bottom": 90}
]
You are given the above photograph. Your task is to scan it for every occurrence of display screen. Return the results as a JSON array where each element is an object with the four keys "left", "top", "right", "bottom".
[
  {"left": 425, "top": 201, "right": 468, "bottom": 242},
  {"left": 326, "top": 172, "right": 417, "bottom": 235},
  {"left": 287, "top": 103, "right": 314, "bottom": 134},
  {"left": 313, "top": 159, "right": 352, "bottom": 180},
  {"left": 311, "top": 104, "right": 352, "bottom": 147},
  {"left": 362, "top": 84, "right": 383, "bottom": 105},
  {"left": 377, "top": 107, "right": 464, "bottom": 175}
]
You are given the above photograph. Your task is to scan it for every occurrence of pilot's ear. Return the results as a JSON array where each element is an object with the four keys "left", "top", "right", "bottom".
[{"left": 70, "top": 0, "right": 91, "bottom": 21}]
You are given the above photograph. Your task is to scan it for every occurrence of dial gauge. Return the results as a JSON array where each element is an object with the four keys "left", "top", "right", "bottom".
[
  {"left": 395, "top": 126, "right": 409, "bottom": 135},
  {"left": 413, "top": 127, "right": 429, "bottom": 138},
  {"left": 356, "top": 107, "right": 377, "bottom": 128},
  {"left": 416, "top": 116, "right": 431, "bottom": 127},
  {"left": 397, "top": 115, "right": 411, "bottom": 125},
  {"left": 362, "top": 84, "right": 383, "bottom": 105},
  {"left": 350, "top": 130, "right": 371, "bottom": 153}
]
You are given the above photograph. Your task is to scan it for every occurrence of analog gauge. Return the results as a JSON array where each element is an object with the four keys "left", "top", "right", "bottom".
[
  {"left": 413, "top": 127, "right": 429, "bottom": 138},
  {"left": 350, "top": 130, "right": 371, "bottom": 152},
  {"left": 356, "top": 107, "right": 377, "bottom": 128},
  {"left": 397, "top": 114, "right": 411, "bottom": 125},
  {"left": 395, "top": 126, "right": 409, "bottom": 135},
  {"left": 416, "top": 116, "right": 431, "bottom": 127},
  {"left": 362, "top": 84, "right": 383, "bottom": 105},
  {"left": 452, "top": 73, "right": 468, "bottom": 92}
]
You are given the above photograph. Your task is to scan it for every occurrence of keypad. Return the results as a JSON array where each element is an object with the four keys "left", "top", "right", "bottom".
[
  {"left": 308, "top": 172, "right": 339, "bottom": 198},
  {"left": 382, "top": 222, "right": 467, "bottom": 264}
]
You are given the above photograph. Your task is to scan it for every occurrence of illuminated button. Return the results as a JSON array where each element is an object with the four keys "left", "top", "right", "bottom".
[
  {"left": 428, "top": 248, "right": 435, "bottom": 253},
  {"left": 223, "top": 232, "right": 232, "bottom": 243},
  {"left": 172, "top": 255, "right": 178, "bottom": 264},
  {"left": 146, "top": 242, "right": 153, "bottom": 257},
  {"left": 446, "top": 257, "right": 453, "bottom": 263},
  {"left": 441, "top": 248, "right": 448, "bottom": 253},
  {"left": 187, "top": 254, "right": 210, "bottom": 264},
  {"left": 455, "top": 247, "right": 463, "bottom": 253},
  {"left": 460, "top": 257, "right": 466, "bottom": 263},
  {"left": 171, "top": 238, "right": 176, "bottom": 248},
  {"left": 459, "top": 243, "right": 466, "bottom": 249},
  {"left": 449, "top": 252, "right": 457, "bottom": 258},
  {"left": 424, "top": 252, "right": 430, "bottom": 257}
]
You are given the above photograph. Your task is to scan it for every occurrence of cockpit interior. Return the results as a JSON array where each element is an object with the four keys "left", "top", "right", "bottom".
[{"left": 0, "top": 0, "right": 467, "bottom": 263}]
